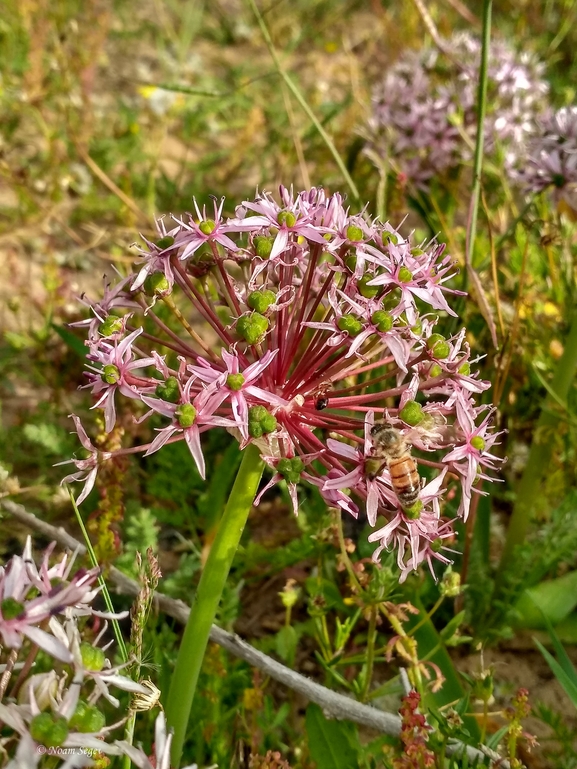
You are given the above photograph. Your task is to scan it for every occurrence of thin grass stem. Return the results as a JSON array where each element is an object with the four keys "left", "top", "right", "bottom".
[
  {"left": 246, "top": 0, "right": 361, "bottom": 204},
  {"left": 464, "top": 0, "right": 492, "bottom": 287}
]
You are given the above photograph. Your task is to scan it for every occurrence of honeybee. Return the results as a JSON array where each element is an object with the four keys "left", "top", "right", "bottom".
[{"left": 367, "top": 423, "right": 422, "bottom": 511}]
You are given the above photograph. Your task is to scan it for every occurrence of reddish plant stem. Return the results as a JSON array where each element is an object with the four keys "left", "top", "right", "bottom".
[{"left": 172, "top": 259, "right": 238, "bottom": 352}]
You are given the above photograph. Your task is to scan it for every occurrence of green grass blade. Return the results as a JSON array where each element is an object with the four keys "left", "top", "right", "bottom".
[
  {"left": 533, "top": 638, "right": 577, "bottom": 708},
  {"left": 69, "top": 488, "right": 128, "bottom": 663},
  {"left": 246, "top": 0, "right": 360, "bottom": 204}
]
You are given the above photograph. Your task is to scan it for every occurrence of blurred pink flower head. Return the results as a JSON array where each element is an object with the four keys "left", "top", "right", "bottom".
[
  {"left": 369, "top": 32, "right": 549, "bottom": 188},
  {"left": 511, "top": 106, "right": 577, "bottom": 208}
]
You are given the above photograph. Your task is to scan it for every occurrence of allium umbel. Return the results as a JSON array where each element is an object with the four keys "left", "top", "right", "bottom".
[
  {"left": 511, "top": 106, "right": 577, "bottom": 207},
  {"left": 65, "top": 187, "right": 503, "bottom": 582},
  {"left": 369, "top": 33, "right": 549, "bottom": 187}
]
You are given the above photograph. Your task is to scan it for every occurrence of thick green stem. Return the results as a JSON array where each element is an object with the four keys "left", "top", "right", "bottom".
[
  {"left": 166, "top": 443, "right": 264, "bottom": 766},
  {"left": 500, "top": 311, "right": 577, "bottom": 567}
]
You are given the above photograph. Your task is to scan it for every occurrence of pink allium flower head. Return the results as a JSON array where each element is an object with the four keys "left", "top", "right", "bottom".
[
  {"left": 0, "top": 539, "right": 104, "bottom": 660},
  {"left": 369, "top": 32, "right": 549, "bottom": 188},
  {"left": 511, "top": 106, "right": 577, "bottom": 207},
  {"left": 65, "top": 186, "right": 504, "bottom": 581}
]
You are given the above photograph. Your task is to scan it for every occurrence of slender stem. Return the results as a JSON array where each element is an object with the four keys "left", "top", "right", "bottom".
[
  {"left": 454, "top": 481, "right": 482, "bottom": 614},
  {"left": 167, "top": 443, "right": 264, "bottom": 766},
  {"left": 161, "top": 294, "right": 216, "bottom": 358},
  {"left": 464, "top": 0, "right": 491, "bottom": 283},
  {"left": 480, "top": 696, "right": 489, "bottom": 744},
  {"left": 335, "top": 510, "right": 362, "bottom": 594},
  {"left": 70, "top": 491, "right": 128, "bottom": 663},
  {"left": 361, "top": 606, "right": 378, "bottom": 703},
  {"left": 408, "top": 596, "right": 445, "bottom": 636},
  {"left": 247, "top": 0, "right": 360, "bottom": 204}
]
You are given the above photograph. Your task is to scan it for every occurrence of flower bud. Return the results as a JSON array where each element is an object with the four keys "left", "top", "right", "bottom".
[
  {"left": 176, "top": 404, "right": 197, "bottom": 428},
  {"left": 226, "top": 373, "right": 245, "bottom": 391},
  {"left": 80, "top": 642, "right": 106, "bottom": 672},
  {"left": 253, "top": 236, "right": 274, "bottom": 259},
  {"left": 237, "top": 312, "right": 269, "bottom": 345},
  {"left": 277, "top": 211, "right": 296, "bottom": 228},
  {"left": 399, "top": 401, "right": 424, "bottom": 426},
  {"left": 371, "top": 310, "right": 393, "bottom": 332},
  {"left": 337, "top": 314, "right": 363, "bottom": 336},
  {"left": 279, "top": 578, "right": 300, "bottom": 609},
  {"left": 30, "top": 712, "right": 69, "bottom": 747},
  {"left": 247, "top": 289, "right": 276, "bottom": 313},
  {"left": 17, "top": 671, "right": 59, "bottom": 710},
  {"left": 143, "top": 272, "right": 171, "bottom": 296},
  {"left": 277, "top": 457, "right": 305, "bottom": 484},
  {"left": 99, "top": 316, "right": 124, "bottom": 337},
  {"left": 155, "top": 376, "right": 180, "bottom": 403},
  {"left": 439, "top": 567, "right": 461, "bottom": 597},
  {"left": 69, "top": 700, "right": 106, "bottom": 733},
  {"left": 199, "top": 219, "right": 216, "bottom": 235},
  {"left": 101, "top": 364, "right": 120, "bottom": 385}
]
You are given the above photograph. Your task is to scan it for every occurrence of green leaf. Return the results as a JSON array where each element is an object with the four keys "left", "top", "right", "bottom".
[
  {"left": 486, "top": 724, "right": 510, "bottom": 749},
  {"left": 515, "top": 570, "right": 577, "bottom": 627},
  {"left": 305, "top": 703, "right": 360, "bottom": 769},
  {"left": 404, "top": 592, "right": 480, "bottom": 741},
  {"left": 52, "top": 323, "right": 87, "bottom": 359},
  {"left": 367, "top": 676, "right": 404, "bottom": 701},
  {"left": 270, "top": 701, "right": 290, "bottom": 730},
  {"left": 305, "top": 577, "right": 346, "bottom": 611},
  {"left": 440, "top": 610, "right": 466, "bottom": 642},
  {"left": 535, "top": 606, "right": 577, "bottom": 685},
  {"left": 275, "top": 625, "right": 298, "bottom": 665},
  {"left": 22, "top": 423, "right": 67, "bottom": 455},
  {"left": 549, "top": 614, "right": 577, "bottom": 644},
  {"left": 534, "top": 639, "right": 577, "bottom": 709}
]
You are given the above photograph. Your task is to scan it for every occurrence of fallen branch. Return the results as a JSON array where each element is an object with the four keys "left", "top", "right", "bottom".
[{"left": 1, "top": 499, "right": 507, "bottom": 767}]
